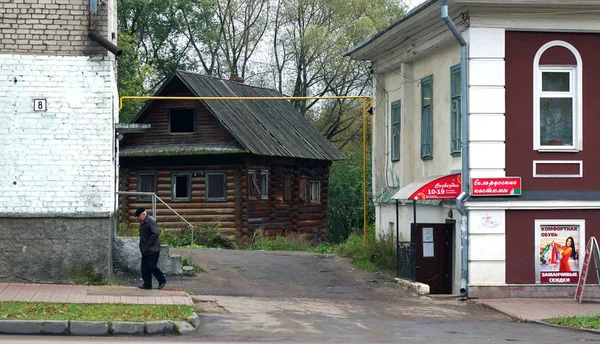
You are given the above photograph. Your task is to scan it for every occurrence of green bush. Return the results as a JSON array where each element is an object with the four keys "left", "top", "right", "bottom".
[
  {"left": 335, "top": 225, "right": 396, "bottom": 272},
  {"left": 327, "top": 149, "right": 375, "bottom": 244},
  {"left": 160, "top": 223, "right": 236, "bottom": 249},
  {"left": 251, "top": 230, "right": 334, "bottom": 254}
]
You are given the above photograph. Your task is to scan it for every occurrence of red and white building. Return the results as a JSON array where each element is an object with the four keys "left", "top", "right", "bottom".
[{"left": 346, "top": 0, "right": 600, "bottom": 298}]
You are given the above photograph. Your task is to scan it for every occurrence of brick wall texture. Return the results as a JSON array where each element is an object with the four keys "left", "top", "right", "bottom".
[
  {"left": 0, "top": 0, "right": 117, "bottom": 56},
  {"left": 0, "top": 54, "right": 117, "bottom": 213}
]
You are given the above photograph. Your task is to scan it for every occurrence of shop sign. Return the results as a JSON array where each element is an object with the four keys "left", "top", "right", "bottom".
[
  {"left": 409, "top": 173, "right": 461, "bottom": 200},
  {"left": 538, "top": 225, "right": 581, "bottom": 284},
  {"left": 471, "top": 177, "right": 521, "bottom": 196}
]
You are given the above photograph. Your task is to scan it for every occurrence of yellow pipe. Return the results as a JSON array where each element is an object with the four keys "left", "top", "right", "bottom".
[
  {"left": 119, "top": 95, "right": 370, "bottom": 111},
  {"left": 362, "top": 98, "right": 367, "bottom": 245}
]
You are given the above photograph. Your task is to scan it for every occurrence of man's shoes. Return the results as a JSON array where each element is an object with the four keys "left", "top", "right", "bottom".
[
  {"left": 158, "top": 281, "right": 166, "bottom": 290},
  {"left": 138, "top": 285, "right": 151, "bottom": 290}
]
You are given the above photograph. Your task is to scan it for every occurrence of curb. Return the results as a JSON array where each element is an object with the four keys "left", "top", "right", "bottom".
[{"left": 0, "top": 312, "right": 202, "bottom": 336}]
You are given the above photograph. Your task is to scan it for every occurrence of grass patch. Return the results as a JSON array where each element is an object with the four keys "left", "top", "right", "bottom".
[
  {"left": 0, "top": 302, "right": 197, "bottom": 322},
  {"left": 250, "top": 230, "right": 334, "bottom": 254},
  {"left": 334, "top": 226, "right": 396, "bottom": 272},
  {"left": 544, "top": 315, "right": 600, "bottom": 329}
]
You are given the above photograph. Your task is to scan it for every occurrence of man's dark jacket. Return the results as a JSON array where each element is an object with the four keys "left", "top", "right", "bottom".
[{"left": 139, "top": 215, "right": 161, "bottom": 256}]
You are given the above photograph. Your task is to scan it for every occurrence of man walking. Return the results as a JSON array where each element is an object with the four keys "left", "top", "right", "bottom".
[{"left": 135, "top": 207, "right": 166, "bottom": 290}]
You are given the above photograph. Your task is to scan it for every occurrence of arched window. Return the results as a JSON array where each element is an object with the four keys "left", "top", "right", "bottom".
[{"left": 533, "top": 40, "right": 582, "bottom": 151}]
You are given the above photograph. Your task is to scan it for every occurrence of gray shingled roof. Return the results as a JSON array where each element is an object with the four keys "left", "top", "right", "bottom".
[{"left": 136, "top": 71, "right": 343, "bottom": 161}]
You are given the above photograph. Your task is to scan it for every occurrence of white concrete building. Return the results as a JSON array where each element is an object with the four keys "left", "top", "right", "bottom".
[{"left": 0, "top": 0, "right": 120, "bottom": 282}]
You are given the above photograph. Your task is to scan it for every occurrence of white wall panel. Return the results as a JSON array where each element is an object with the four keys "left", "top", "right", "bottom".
[
  {"left": 469, "top": 234, "right": 506, "bottom": 260},
  {"left": 469, "top": 210, "right": 506, "bottom": 234},
  {"left": 468, "top": 28, "right": 505, "bottom": 58},
  {"left": 469, "top": 261, "right": 506, "bottom": 285},
  {"left": 470, "top": 114, "right": 505, "bottom": 142},
  {"left": 470, "top": 143, "right": 505, "bottom": 169},
  {"left": 469, "top": 59, "right": 505, "bottom": 86},
  {"left": 469, "top": 87, "right": 505, "bottom": 114}
]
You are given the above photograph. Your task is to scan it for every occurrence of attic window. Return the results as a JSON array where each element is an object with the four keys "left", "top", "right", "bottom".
[{"left": 169, "top": 109, "right": 195, "bottom": 133}]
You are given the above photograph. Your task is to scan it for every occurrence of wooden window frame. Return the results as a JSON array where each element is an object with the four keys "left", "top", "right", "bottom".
[
  {"left": 310, "top": 180, "right": 321, "bottom": 203},
  {"left": 420, "top": 75, "right": 434, "bottom": 160},
  {"left": 450, "top": 64, "right": 461, "bottom": 157},
  {"left": 284, "top": 175, "right": 292, "bottom": 201},
  {"left": 260, "top": 170, "right": 269, "bottom": 200},
  {"left": 171, "top": 171, "right": 192, "bottom": 202},
  {"left": 205, "top": 171, "right": 227, "bottom": 202},
  {"left": 136, "top": 171, "right": 157, "bottom": 202},
  {"left": 168, "top": 108, "right": 195, "bottom": 134},
  {"left": 391, "top": 100, "right": 401, "bottom": 161}
]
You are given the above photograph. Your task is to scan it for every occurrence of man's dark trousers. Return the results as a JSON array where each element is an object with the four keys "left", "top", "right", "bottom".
[{"left": 141, "top": 252, "right": 166, "bottom": 288}]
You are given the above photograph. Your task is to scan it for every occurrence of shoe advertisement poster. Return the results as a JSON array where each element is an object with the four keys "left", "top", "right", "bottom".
[{"left": 537, "top": 222, "right": 582, "bottom": 284}]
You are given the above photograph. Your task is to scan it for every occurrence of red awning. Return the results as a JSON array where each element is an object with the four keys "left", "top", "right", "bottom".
[{"left": 392, "top": 173, "right": 462, "bottom": 201}]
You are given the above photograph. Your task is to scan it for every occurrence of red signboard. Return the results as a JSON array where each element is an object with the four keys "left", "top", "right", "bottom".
[
  {"left": 471, "top": 177, "right": 521, "bottom": 196},
  {"left": 541, "top": 271, "right": 579, "bottom": 284},
  {"left": 408, "top": 173, "right": 461, "bottom": 200}
]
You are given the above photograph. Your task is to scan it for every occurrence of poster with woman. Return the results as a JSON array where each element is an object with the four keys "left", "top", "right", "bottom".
[{"left": 538, "top": 224, "right": 581, "bottom": 283}]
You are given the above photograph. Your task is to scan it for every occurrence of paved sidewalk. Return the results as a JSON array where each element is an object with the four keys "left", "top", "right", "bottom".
[
  {"left": 476, "top": 298, "right": 600, "bottom": 321},
  {"left": 0, "top": 283, "right": 193, "bottom": 306}
]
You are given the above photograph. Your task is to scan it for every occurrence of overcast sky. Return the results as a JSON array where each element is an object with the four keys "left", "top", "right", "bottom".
[{"left": 407, "top": 0, "right": 428, "bottom": 10}]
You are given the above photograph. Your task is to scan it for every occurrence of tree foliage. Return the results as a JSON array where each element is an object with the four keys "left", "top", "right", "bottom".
[
  {"left": 327, "top": 148, "right": 374, "bottom": 244},
  {"left": 117, "top": 0, "right": 406, "bottom": 142}
]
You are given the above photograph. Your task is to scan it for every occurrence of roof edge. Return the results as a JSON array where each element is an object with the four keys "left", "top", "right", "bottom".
[{"left": 343, "top": 0, "right": 438, "bottom": 57}]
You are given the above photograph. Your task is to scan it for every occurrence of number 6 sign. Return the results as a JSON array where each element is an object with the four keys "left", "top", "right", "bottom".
[{"left": 33, "top": 99, "right": 47, "bottom": 111}]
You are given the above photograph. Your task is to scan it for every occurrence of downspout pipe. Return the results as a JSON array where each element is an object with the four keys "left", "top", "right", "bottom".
[
  {"left": 440, "top": 0, "right": 470, "bottom": 298},
  {"left": 88, "top": 0, "right": 123, "bottom": 56}
]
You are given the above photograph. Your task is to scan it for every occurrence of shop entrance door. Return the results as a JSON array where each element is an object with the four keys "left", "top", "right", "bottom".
[{"left": 412, "top": 223, "right": 453, "bottom": 294}]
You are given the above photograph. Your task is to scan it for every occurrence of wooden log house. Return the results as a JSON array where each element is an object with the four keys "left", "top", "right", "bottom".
[{"left": 119, "top": 71, "right": 343, "bottom": 243}]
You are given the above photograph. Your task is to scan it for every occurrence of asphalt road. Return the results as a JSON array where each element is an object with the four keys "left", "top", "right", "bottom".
[{"left": 108, "top": 248, "right": 600, "bottom": 343}]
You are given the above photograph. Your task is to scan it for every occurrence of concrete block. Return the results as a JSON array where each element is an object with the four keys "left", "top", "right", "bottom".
[
  {"left": 0, "top": 320, "right": 68, "bottom": 335},
  {"left": 191, "top": 313, "right": 201, "bottom": 328},
  {"left": 176, "top": 321, "right": 196, "bottom": 335},
  {"left": 69, "top": 321, "right": 109, "bottom": 336},
  {"left": 395, "top": 278, "right": 430, "bottom": 295},
  {"left": 146, "top": 321, "right": 175, "bottom": 335},
  {"left": 111, "top": 322, "right": 145, "bottom": 336}
]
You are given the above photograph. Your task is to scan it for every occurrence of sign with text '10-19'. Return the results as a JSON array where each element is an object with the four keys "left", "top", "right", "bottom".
[{"left": 471, "top": 177, "right": 521, "bottom": 196}]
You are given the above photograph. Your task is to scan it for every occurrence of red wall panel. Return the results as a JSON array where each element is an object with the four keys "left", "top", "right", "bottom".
[{"left": 505, "top": 31, "right": 600, "bottom": 191}]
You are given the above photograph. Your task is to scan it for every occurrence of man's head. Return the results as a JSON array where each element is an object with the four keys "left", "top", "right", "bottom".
[{"left": 135, "top": 207, "right": 147, "bottom": 221}]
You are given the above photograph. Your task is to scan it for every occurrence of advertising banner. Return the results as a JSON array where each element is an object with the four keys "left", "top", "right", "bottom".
[
  {"left": 539, "top": 225, "right": 580, "bottom": 284},
  {"left": 471, "top": 177, "right": 521, "bottom": 196}
]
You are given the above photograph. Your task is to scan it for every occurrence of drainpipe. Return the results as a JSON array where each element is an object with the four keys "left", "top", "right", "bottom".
[
  {"left": 88, "top": 0, "right": 123, "bottom": 56},
  {"left": 440, "top": 0, "right": 469, "bottom": 298}
]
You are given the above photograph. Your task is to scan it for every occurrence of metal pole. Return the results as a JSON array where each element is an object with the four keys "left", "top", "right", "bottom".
[
  {"left": 152, "top": 194, "right": 156, "bottom": 221},
  {"left": 363, "top": 97, "right": 368, "bottom": 244},
  {"left": 413, "top": 199, "right": 417, "bottom": 224}
]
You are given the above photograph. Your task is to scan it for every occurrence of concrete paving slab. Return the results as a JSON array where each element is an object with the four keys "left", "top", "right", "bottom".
[
  {"left": 0, "top": 320, "right": 68, "bottom": 335},
  {"left": 475, "top": 298, "right": 600, "bottom": 322},
  {"left": 87, "top": 286, "right": 187, "bottom": 297},
  {"left": 111, "top": 322, "right": 145, "bottom": 335},
  {"left": 69, "top": 321, "right": 109, "bottom": 336}
]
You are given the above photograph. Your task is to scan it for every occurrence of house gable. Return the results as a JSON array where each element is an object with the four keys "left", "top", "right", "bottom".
[{"left": 123, "top": 76, "right": 242, "bottom": 149}]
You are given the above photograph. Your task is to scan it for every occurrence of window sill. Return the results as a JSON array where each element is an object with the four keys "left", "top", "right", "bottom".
[
  {"left": 421, "top": 155, "right": 433, "bottom": 161},
  {"left": 536, "top": 148, "right": 580, "bottom": 153},
  {"left": 450, "top": 152, "right": 461, "bottom": 157},
  {"left": 171, "top": 198, "right": 191, "bottom": 202},
  {"left": 206, "top": 198, "right": 226, "bottom": 203}
]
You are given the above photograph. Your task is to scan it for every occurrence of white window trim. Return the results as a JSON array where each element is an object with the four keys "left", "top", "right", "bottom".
[
  {"left": 533, "top": 40, "right": 582, "bottom": 152},
  {"left": 534, "top": 219, "right": 585, "bottom": 283}
]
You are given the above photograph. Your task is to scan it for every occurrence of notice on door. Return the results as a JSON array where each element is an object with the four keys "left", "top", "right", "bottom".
[
  {"left": 422, "top": 228, "right": 433, "bottom": 242},
  {"left": 423, "top": 242, "right": 434, "bottom": 257}
]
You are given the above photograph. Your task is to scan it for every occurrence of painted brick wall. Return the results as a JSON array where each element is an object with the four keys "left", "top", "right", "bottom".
[
  {"left": 0, "top": 54, "right": 117, "bottom": 213},
  {"left": 0, "top": 0, "right": 116, "bottom": 56}
]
